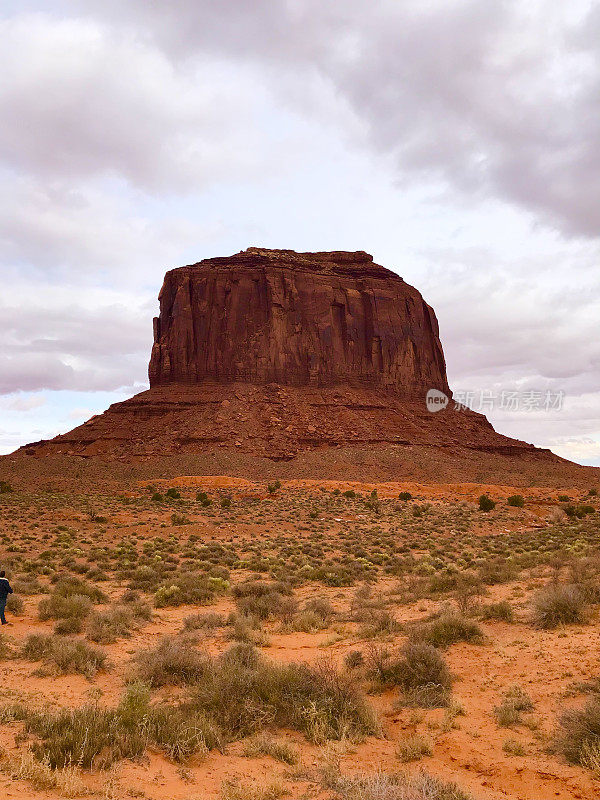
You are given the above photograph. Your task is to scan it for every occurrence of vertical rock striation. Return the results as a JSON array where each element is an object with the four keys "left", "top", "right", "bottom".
[{"left": 148, "top": 248, "right": 450, "bottom": 397}]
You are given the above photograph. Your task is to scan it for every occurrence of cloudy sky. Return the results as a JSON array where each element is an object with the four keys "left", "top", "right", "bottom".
[{"left": 1, "top": 0, "right": 599, "bottom": 465}]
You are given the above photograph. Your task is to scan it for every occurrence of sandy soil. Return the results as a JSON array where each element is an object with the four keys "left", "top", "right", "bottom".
[{"left": 0, "top": 475, "right": 599, "bottom": 800}]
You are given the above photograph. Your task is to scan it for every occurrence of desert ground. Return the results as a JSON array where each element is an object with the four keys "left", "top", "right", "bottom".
[{"left": 0, "top": 473, "right": 599, "bottom": 800}]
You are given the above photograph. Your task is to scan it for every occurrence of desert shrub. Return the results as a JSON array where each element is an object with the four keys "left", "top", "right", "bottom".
[
  {"left": 154, "top": 571, "right": 229, "bottom": 608},
  {"left": 233, "top": 580, "right": 291, "bottom": 620},
  {"left": 343, "top": 490, "right": 356, "bottom": 499},
  {"left": 557, "top": 494, "right": 570, "bottom": 502},
  {"left": 151, "top": 492, "right": 164, "bottom": 502},
  {"left": 531, "top": 583, "right": 587, "bottom": 629},
  {"left": 322, "top": 770, "right": 473, "bottom": 800},
  {"left": 221, "top": 497, "right": 232, "bottom": 508},
  {"left": 186, "top": 643, "right": 377, "bottom": 743},
  {"left": 410, "top": 612, "right": 484, "bottom": 649},
  {"left": 171, "top": 512, "right": 190, "bottom": 525},
  {"left": 87, "top": 606, "right": 136, "bottom": 643},
  {"left": 166, "top": 488, "right": 181, "bottom": 499},
  {"left": 506, "top": 495, "right": 525, "bottom": 507},
  {"left": 478, "top": 494, "right": 496, "bottom": 512},
  {"left": 6, "top": 593, "right": 24, "bottom": 616},
  {"left": 21, "top": 633, "right": 107, "bottom": 678},
  {"left": 242, "top": 733, "right": 298, "bottom": 765},
  {"left": 51, "top": 577, "right": 107, "bottom": 603},
  {"left": 360, "top": 610, "right": 401, "bottom": 638},
  {"left": 564, "top": 503, "right": 595, "bottom": 518},
  {"left": 555, "top": 696, "right": 600, "bottom": 765},
  {"left": 398, "top": 492, "right": 413, "bottom": 501},
  {"left": 23, "top": 683, "right": 213, "bottom": 768},
  {"left": 305, "top": 597, "right": 335, "bottom": 622},
  {"left": 132, "top": 636, "right": 209, "bottom": 686},
  {"left": 0, "top": 480, "right": 13, "bottom": 493},
  {"left": 494, "top": 685, "right": 534, "bottom": 727},
  {"left": 369, "top": 642, "right": 451, "bottom": 708},
  {"left": 184, "top": 612, "right": 227, "bottom": 630},
  {"left": 480, "top": 601, "right": 514, "bottom": 622},
  {"left": 344, "top": 650, "right": 364, "bottom": 669},
  {"left": 38, "top": 593, "right": 92, "bottom": 624},
  {"left": 396, "top": 733, "right": 433, "bottom": 762}
]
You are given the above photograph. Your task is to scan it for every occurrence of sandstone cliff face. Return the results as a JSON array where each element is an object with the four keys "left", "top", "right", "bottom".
[{"left": 148, "top": 248, "right": 449, "bottom": 396}]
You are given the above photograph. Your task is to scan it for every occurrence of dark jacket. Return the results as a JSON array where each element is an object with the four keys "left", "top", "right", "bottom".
[{"left": 0, "top": 578, "right": 13, "bottom": 600}]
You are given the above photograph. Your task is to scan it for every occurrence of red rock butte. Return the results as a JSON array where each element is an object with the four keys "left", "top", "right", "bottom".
[{"left": 13, "top": 247, "right": 579, "bottom": 480}]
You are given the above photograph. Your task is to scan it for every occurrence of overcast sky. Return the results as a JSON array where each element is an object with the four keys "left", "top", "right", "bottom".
[{"left": 1, "top": 0, "right": 599, "bottom": 465}]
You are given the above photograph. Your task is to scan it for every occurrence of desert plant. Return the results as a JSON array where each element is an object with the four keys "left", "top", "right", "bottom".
[
  {"left": 531, "top": 583, "right": 587, "bottom": 629},
  {"left": 506, "top": 495, "right": 525, "bottom": 507},
  {"left": 555, "top": 696, "right": 600, "bottom": 765},
  {"left": 131, "top": 636, "right": 209, "bottom": 686},
  {"left": 480, "top": 601, "right": 513, "bottom": 622},
  {"left": 242, "top": 733, "right": 298, "bottom": 765},
  {"left": 478, "top": 494, "right": 496, "bottom": 512},
  {"left": 410, "top": 612, "right": 484, "bottom": 649},
  {"left": 396, "top": 733, "right": 433, "bottom": 762},
  {"left": 494, "top": 685, "right": 534, "bottom": 727}
]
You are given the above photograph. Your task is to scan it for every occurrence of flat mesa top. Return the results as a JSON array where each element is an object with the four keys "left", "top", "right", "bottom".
[{"left": 172, "top": 247, "right": 402, "bottom": 281}]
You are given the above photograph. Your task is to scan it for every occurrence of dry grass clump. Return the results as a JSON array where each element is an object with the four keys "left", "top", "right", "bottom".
[
  {"left": 554, "top": 696, "right": 600, "bottom": 767},
  {"left": 183, "top": 611, "right": 227, "bottom": 630},
  {"left": 221, "top": 777, "right": 286, "bottom": 800},
  {"left": 409, "top": 612, "right": 484, "bottom": 649},
  {"left": 494, "top": 685, "right": 534, "bottom": 727},
  {"left": 18, "top": 644, "right": 375, "bottom": 773},
  {"left": 396, "top": 733, "right": 433, "bottom": 762},
  {"left": 87, "top": 600, "right": 151, "bottom": 644},
  {"left": 0, "top": 749, "right": 86, "bottom": 796},
  {"left": 131, "top": 635, "right": 209, "bottom": 686},
  {"left": 322, "top": 769, "right": 473, "bottom": 800},
  {"left": 22, "top": 682, "right": 216, "bottom": 769},
  {"left": 21, "top": 633, "right": 107, "bottom": 678},
  {"left": 479, "top": 601, "right": 513, "bottom": 622},
  {"left": 242, "top": 733, "right": 298, "bottom": 764},
  {"left": 531, "top": 583, "right": 588, "bottom": 629}
]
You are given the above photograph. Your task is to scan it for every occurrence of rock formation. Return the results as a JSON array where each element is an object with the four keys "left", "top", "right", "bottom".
[
  {"left": 148, "top": 248, "right": 449, "bottom": 396},
  {"left": 16, "top": 248, "right": 557, "bottom": 464}
]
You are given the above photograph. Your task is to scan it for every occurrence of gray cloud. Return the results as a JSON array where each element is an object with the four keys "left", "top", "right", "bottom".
[
  {"left": 79, "top": 0, "right": 600, "bottom": 238},
  {"left": 0, "top": 299, "right": 151, "bottom": 393}
]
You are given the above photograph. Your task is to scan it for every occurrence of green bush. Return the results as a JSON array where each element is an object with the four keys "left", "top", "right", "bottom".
[
  {"left": 0, "top": 481, "right": 13, "bottom": 493},
  {"left": 506, "top": 495, "right": 524, "bottom": 508},
  {"left": 166, "top": 488, "right": 181, "bottom": 499},
  {"left": 398, "top": 492, "right": 413, "bottom": 501},
  {"left": 478, "top": 494, "right": 496, "bottom": 512},
  {"left": 151, "top": 492, "right": 164, "bottom": 502},
  {"left": 369, "top": 642, "right": 451, "bottom": 707}
]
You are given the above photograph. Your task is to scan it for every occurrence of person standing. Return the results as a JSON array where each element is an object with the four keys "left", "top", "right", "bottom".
[{"left": 0, "top": 571, "right": 13, "bottom": 625}]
